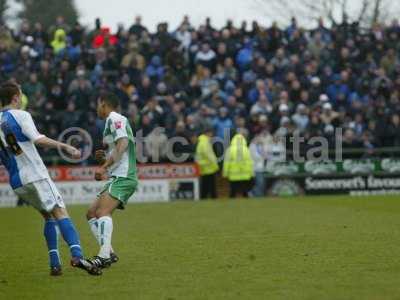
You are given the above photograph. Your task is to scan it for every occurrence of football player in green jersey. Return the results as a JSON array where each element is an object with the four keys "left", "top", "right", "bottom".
[{"left": 86, "top": 92, "right": 138, "bottom": 268}]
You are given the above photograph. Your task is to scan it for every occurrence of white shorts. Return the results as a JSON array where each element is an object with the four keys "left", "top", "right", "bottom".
[{"left": 14, "top": 179, "right": 65, "bottom": 212}]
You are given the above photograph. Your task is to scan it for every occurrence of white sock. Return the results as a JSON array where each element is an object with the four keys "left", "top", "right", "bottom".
[
  {"left": 88, "top": 218, "right": 114, "bottom": 254},
  {"left": 88, "top": 218, "right": 99, "bottom": 241},
  {"left": 97, "top": 216, "right": 113, "bottom": 259}
]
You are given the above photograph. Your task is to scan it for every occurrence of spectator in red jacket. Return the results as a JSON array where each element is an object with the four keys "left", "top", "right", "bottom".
[{"left": 92, "top": 27, "right": 118, "bottom": 48}]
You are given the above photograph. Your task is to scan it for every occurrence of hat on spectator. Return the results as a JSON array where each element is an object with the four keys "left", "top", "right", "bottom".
[
  {"left": 279, "top": 103, "right": 289, "bottom": 112},
  {"left": 26, "top": 36, "right": 34, "bottom": 44},
  {"left": 319, "top": 94, "right": 329, "bottom": 102},
  {"left": 323, "top": 102, "right": 332, "bottom": 110},
  {"left": 157, "top": 82, "right": 167, "bottom": 93},
  {"left": 311, "top": 77, "right": 321, "bottom": 85},
  {"left": 21, "top": 45, "right": 30, "bottom": 54}
]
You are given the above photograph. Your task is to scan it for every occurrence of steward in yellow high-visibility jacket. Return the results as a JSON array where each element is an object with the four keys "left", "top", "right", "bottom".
[
  {"left": 195, "top": 129, "right": 219, "bottom": 199},
  {"left": 223, "top": 132, "right": 254, "bottom": 198}
]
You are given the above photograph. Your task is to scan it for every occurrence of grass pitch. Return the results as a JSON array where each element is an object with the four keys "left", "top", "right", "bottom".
[{"left": 1, "top": 195, "right": 400, "bottom": 300}]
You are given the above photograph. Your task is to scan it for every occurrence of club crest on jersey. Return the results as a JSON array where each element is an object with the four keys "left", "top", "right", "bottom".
[{"left": 115, "top": 121, "right": 122, "bottom": 129}]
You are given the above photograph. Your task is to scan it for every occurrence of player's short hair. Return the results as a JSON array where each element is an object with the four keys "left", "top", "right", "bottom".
[
  {"left": 0, "top": 81, "right": 20, "bottom": 106},
  {"left": 99, "top": 92, "right": 120, "bottom": 109}
]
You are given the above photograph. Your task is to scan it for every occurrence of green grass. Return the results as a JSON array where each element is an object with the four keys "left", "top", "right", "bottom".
[{"left": 1, "top": 195, "right": 400, "bottom": 300}]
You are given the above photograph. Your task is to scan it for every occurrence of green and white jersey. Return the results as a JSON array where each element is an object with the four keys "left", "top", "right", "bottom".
[{"left": 103, "top": 111, "right": 137, "bottom": 179}]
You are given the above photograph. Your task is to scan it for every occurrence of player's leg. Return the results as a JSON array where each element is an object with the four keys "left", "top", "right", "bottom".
[
  {"left": 41, "top": 211, "right": 62, "bottom": 276},
  {"left": 89, "top": 177, "right": 136, "bottom": 268},
  {"left": 50, "top": 206, "right": 100, "bottom": 275},
  {"left": 86, "top": 197, "right": 117, "bottom": 260},
  {"left": 42, "top": 179, "right": 83, "bottom": 260},
  {"left": 90, "top": 192, "right": 119, "bottom": 267},
  {"left": 87, "top": 198, "right": 101, "bottom": 243},
  {"left": 14, "top": 183, "right": 62, "bottom": 276},
  {"left": 50, "top": 206, "right": 82, "bottom": 258},
  {"left": 36, "top": 179, "right": 101, "bottom": 275}
]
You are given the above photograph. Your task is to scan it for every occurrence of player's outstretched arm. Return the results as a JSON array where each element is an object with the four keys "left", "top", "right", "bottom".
[
  {"left": 17, "top": 111, "right": 81, "bottom": 159},
  {"left": 35, "top": 136, "right": 81, "bottom": 159}
]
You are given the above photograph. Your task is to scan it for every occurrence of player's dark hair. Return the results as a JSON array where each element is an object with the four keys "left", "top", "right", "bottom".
[
  {"left": 0, "top": 82, "right": 20, "bottom": 106},
  {"left": 99, "top": 92, "right": 120, "bottom": 109}
]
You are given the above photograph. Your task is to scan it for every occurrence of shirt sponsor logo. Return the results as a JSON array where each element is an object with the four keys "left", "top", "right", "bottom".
[{"left": 115, "top": 121, "right": 122, "bottom": 129}]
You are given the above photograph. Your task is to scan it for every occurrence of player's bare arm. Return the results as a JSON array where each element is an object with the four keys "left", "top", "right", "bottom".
[
  {"left": 35, "top": 136, "right": 81, "bottom": 159},
  {"left": 95, "top": 137, "right": 128, "bottom": 181}
]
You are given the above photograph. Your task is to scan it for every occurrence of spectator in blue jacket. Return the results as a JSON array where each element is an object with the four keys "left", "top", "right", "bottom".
[
  {"left": 236, "top": 39, "right": 253, "bottom": 71},
  {"left": 326, "top": 74, "right": 350, "bottom": 106},
  {"left": 213, "top": 107, "right": 233, "bottom": 140},
  {"left": 146, "top": 55, "right": 164, "bottom": 82}
]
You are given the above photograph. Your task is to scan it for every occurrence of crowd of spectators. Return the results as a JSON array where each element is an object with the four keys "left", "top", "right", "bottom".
[{"left": 1, "top": 15, "right": 400, "bottom": 163}]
